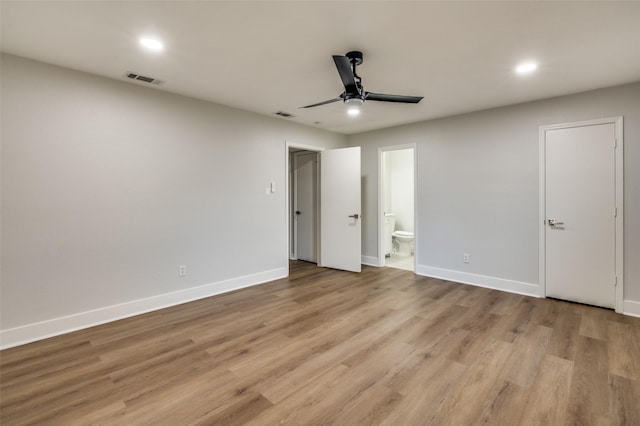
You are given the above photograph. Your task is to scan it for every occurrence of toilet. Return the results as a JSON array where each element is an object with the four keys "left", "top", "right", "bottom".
[{"left": 392, "top": 230, "right": 414, "bottom": 256}]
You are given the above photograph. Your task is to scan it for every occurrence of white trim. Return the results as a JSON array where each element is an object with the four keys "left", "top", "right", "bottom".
[
  {"left": 623, "top": 300, "right": 640, "bottom": 318},
  {"left": 291, "top": 152, "right": 299, "bottom": 260},
  {"left": 538, "top": 117, "right": 624, "bottom": 312},
  {"left": 0, "top": 267, "right": 287, "bottom": 350},
  {"left": 416, "top": 265, "right": 539, "bottom": 297},
  {"left": 538, "top": 124, "right": 546, "bottom": 299},
  {"left": 615, "top": 117, "right": 624, "bottom": 312},
  {"left": 377, "top": 149, "right": 386, "bottom": 267},
  {"left": 377, "top": 144, "right": 417, "bottom": 270},
  {"left": 361, "top": 255, "right": 380, "bottom": 267}
]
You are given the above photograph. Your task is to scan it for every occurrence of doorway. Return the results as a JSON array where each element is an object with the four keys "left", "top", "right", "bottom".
[
  {"left": 378, "top": 145, "right": 416, "bottom": 272},
  {"left": 291, "top": 150, "right": 319, "bottom": 263},
  {"left": 539, "top": 117, "right": 623, "bottom": 312},
  {"left": 286, "top": 143, "right": 362, "bottom": 273}
]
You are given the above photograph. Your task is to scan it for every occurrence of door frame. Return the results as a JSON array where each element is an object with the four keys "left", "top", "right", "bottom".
[
  {"left": 285, "top": 142, "right": 325, "bottom": 271},
  {"left": 291, "top": 150, "right": 319, "bottom": 262},
  {"left": 377, "top": 144, "right": 418, "bottom": 270},
  {"left": 538, "top": 116, "right": 623, "bottom": 312}
]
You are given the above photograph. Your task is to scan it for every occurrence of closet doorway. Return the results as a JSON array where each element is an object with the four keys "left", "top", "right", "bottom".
[
  {"left": 291, "top": 150, "right": 319, "bottom": 263},
  {"left": 286, "top": 143, "right": 362, "bottom": 272}
]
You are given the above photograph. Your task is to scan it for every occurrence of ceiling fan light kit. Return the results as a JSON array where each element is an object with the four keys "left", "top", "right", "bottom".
[
  {"left": 301, "top": 51, "right": 423, "bottom": 111},
  {"left": 345, "top": 97, "right": 364, "bottom": 105}
]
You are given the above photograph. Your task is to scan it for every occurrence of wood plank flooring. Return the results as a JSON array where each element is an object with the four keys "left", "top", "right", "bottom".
[{"left": 1, "top": 261, "right": 639, "bottom": 425}]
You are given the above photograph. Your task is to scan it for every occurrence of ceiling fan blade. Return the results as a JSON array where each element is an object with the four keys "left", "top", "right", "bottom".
[
  {"left": 300, "top": 96, "right": 342, "bottom": 109},
  {"left": 365, "top": 92, "right": 423, "bottom": 104},
  {"left": 333, "top": 55, "right": 358, "bottom": 94}
]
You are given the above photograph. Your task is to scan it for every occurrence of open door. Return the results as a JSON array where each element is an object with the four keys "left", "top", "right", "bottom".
[{"left": 320, "top": 147, "right": 361, "bottom": 272}]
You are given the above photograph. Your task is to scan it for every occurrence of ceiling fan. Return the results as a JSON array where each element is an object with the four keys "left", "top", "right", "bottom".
[{"left": 301, "top": 51, "right": 423, "bottom": 109}]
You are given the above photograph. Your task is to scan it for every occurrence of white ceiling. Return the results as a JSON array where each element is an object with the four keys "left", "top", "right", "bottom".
[{"left": 2, "top": 1, "right": 640, "bottom": 135}]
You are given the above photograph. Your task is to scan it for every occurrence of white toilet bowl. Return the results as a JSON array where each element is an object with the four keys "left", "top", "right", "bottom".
[{"left": 392, "top": 231, "right": 414, "bottom": 256}]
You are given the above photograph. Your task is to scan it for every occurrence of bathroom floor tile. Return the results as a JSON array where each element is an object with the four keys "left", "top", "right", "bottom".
[{"left": 386, "top": 254, "right": 414, "bottom": 272}]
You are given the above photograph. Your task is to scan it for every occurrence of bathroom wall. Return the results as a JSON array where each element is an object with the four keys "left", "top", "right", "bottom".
[
  {"left": 0, "top": 54, "right": 347, "bottom": 347},
  {"left": 383, "top": 154, "right": 392, "bottom": 215},
  {"left": 386, "top": 149, "right": 414, "bottom": 233},
  {"left": 350, "top": 82, "right": 640, "bottom": 313}
]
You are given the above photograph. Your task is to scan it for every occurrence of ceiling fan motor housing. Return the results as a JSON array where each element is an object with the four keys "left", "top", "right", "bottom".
[{"left": 346, "top": 51, "right": 363, "bottom": 66}]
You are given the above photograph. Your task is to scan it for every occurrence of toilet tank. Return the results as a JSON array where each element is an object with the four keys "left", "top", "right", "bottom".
[{"left": 384, "top": 214, "right": 396, "bottom": 256}]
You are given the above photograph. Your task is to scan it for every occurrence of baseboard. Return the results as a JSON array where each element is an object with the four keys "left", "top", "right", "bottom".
[
  {"left": 0, "top": 267, "right": 288, "bottom": 350},
  {"left": 361, "top": 255, "right": 381, "bottom": 267},
  {"left": 415, "top": 264, "right": 539, "bottom": 298},
  {"left": 623, "top": 300, "right": 640, "bottom": 317}
]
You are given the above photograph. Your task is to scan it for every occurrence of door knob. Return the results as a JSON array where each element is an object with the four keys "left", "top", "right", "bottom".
[
  {"left": 295, "top": 211, "right": 301, "bottom": 215},
  {"left": 548, "top": 219, "right": 564, "bottom": 226},
  {"left": 348, "top": 214, "right": 359, "bottom": 219}
]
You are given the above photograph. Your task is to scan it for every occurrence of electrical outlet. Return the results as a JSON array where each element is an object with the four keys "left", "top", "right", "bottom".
[
  {"left": 179, "top": 265, "right": 187, "bottom": 277},
  {"left": 463, "top": 254, "right": 470, "bottom": 264}
]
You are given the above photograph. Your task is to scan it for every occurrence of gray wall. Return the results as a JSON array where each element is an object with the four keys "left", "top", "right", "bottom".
[
  {"left": 2, "top": 52, "right": 639, "bottom": 345},
  {"left": 0, "top": 54, "right": 346, "bottom": 331},
  {"left": 350, "top": 82, "right": 640, "bottom": 303}
]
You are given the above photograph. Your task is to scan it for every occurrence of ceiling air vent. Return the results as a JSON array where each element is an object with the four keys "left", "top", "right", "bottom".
[
  {"left": 274, "top": 111, "right": 295, "bottom": 118},
  {"left": 125, "top": 72, "right": 165, "bottom": 86}
]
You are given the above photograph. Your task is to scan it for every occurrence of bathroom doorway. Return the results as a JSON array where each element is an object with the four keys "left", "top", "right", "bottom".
[{"left": 378, "top": 145, "right": 416, "bottom": 272}]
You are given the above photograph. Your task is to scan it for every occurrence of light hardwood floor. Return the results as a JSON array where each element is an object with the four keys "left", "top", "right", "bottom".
[{"left": 1, "top": 261, "right": 639, "bottom": 425}]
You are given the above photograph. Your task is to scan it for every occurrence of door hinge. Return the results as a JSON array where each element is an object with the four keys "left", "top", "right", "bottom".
[
  {"left": 614, "top": 276, "right": 618, "bottom": 286},
  {"left": 614, "top": 138, "right": 617, "bottom": 148},
  {"left": 615, "top": 207, "right": 618, "bottom": 217}
]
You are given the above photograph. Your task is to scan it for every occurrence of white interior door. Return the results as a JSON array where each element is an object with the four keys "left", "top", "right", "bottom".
[
  {"left": 320, "top": 147, "right": 361, "bottom": 272},
  {"left": 294, "top": 152, "right": 317, "bottom": 263},
  {"left": 544, "top": 123, "right": 616, "bottom": 308}
]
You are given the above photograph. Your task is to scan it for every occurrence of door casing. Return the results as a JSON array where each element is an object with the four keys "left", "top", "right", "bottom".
[{"left": 538, "top": 117, "right": 624, "bottom": 312}]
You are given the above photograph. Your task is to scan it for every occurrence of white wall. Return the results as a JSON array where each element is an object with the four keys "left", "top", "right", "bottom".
[
  {"left": 385, "top": 149, "right": 414, "bottom": 233},
  {"left": 350, "top": 82, "right": 640, "bottom": 310},
  {"left": 0, "top": 54, "right": 347, "bottom": 347},
  {"left": 383, "top": 154, "right": 392, "bottom": 215}
]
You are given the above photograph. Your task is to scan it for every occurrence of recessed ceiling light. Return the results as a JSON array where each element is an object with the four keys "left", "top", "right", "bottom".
[
  {"left": 516, "top": 62, "right": 537, "bottom": 74},
  {"left": 347, "top": 107, "right": 360, "bottom": 116},
  {"left": 139, "top": 37, "right": 164, "bottom": 52}
]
